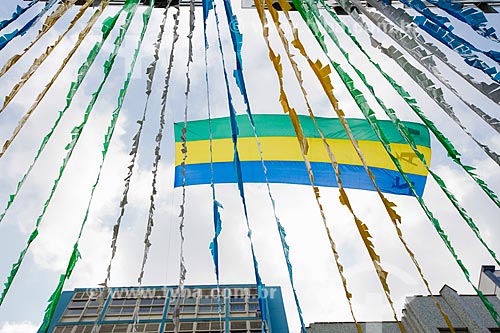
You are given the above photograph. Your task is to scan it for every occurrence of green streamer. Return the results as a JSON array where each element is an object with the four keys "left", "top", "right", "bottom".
[
  {"left": 0, "top": 0, "right": 113, "bottom": 224},
  {"left": 294, "top": 0, "right": 500, "bottom": 325},
  {"left": 38, "top": 1, "right": 148, "bottom": 331},
  {"left": 311, "top": 0, "right": 500, "bottom": 269},
  {"left": 0, "top": 0, "right": 138, "bottom": 312}
]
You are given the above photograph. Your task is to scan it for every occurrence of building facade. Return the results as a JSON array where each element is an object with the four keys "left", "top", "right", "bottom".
[
  {"left": 306, "top": 285, "right": 500, "bottom": 333},
  {"left": 479, "top": 265, "right": 500, "bottom": 299},
  {"left": 44, "top": 284, "right": 289, "bottom": 333}
]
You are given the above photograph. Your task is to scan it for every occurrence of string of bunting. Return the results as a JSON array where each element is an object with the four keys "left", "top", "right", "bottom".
[
  {"left": 173, "top": 1, "right": 196, "bottom": 332},
  {"left": 209, "top": 2, "right": 268, "bottom": 332},
  {"left": 0, "top": 0, "right": 41, "bottom": 32},
  {"left": 0, "top": 0, "right": 58, "bottom": 51},
  {"left": 0, "top": 0, "right": 136, "bottom": 311},
  {"left": 364, "top": 0, "right": 500, "bottom": 104},
  {"left": 426, "top": 0, "right": 499, "bottom": 42},
  {"left": 219, "top": 0, "right": 308, "bottom": 328},
  {"left": 37, "top": 1, "right": 149, "bottom": 331},
  {"left": 315, "top": 0, "right": 500, "bottom": 268},
  {"left": 0, "top": 0, "right": 81, "bottom": 79},
  {"left": 0, "top": 0, "right": 91, "bottom": 115},
  {"left": 201, "top": 0, "right": 225, "bottom": 324},
  {"left": 294, "top": 0, "right": 500, "bottom": 324},
  {"left": 251, "top": 1, "right": 359, "bottom": 331},
  {"left": 342, "top": 0, "right": 500, "bottom": 134},
  {"left": 0, "top": 0, "right": 113, "bottom": 225}
]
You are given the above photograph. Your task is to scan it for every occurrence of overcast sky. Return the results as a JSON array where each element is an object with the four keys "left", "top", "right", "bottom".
[{"left": 0, "top": 0, "right": 499, "bottom": 332}]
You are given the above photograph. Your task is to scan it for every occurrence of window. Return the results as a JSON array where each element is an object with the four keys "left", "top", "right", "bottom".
[
  {"left": 135, "top": 323, "right": 161, "bottom": 333},
  {"left": 100, "top": 324, "right": 129, "bottom": 333},
  {"left": 230, "top": 303, "right": 246, "bottom": 312},
  {"left": 199, "top": 304, "right": 222, "bottom": 313}
]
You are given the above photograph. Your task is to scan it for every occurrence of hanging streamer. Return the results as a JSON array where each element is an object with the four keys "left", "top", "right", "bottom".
[
  {"left": 201, "top": 0, "right": 225, "bottom": 326},
  {"left": 293, "top": 0, "right": 500, "bottom": 324},
  {"left": 37, "top": 1, "right": 147, "bottom": 331},
  {"left": 251, "top": 0, "right": 359, "bottom": 330},
  {"left": 316, "top": 0, "right": 500, "bottom": 268},
  {"left": 0, "top": 0, "right": 136, "bottom": 312},
  {"left": 410, "top": 15, "right": 500, "bottom": 82},
  {"left": 266, "top": 0, "right": 405, "bottom": 329},
  {"left": 218, "top": 0, "right": 308, "bottom": 329},
  {"left": 91, "top": 2, "right": 174, "bottom": 332},
  {"left": 0, "top": 0, "right": 113, "bottom": 224},
  {"left": 0, "top": 0, "right": 41, "bottom": 32},
  {"left": 357, "top": 7, "right": 500, "bottom": 209},
  {"left": 319, "top": 0, "right": 500, "bottom": 168},
  {"left": 340, "top": 1, "right": 500, "bottom": 135},
  {"left": 0, "top": 0, "right": 81, "bottom": 79},
  {"left": 0, "top": 0, "right": 58, "bottom": 51},
  {"left": 209, "top": 2, "right": 269, "bottom": 332},
  {"left": 173, "top": 1, "right": 196, "bottom": 332},
  {"left": 363, "top": 0, "right": 500, "bottom": 105},
  {"left": 425, "top": 0, "right": 499, "bottom": 42}
]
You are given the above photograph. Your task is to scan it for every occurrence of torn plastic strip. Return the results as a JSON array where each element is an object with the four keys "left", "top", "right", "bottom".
[
  {"left": 0, "top": 0, "right": 92, "bottom": 116},
  {"left": 319, "top": 0, "right": 500, "bottom": 165},
  {"left": 268, "top": 0, "right": 404, "bottom": 330},
  {"left": 0, "top": 0, "right": 113, "bottom": 224},
  {"left": 89, "top": 1, "right": 173, "bottom": 331},
  {"left": 0, "top": 0, "right": 41, "bottom": 32},
  {"left": 304, "top": 0, "right": 495, "bottom": 327},
  {"left": 358, "top": 8, "right": 500, "bottom": 209},
  {"left": 201, "top": 0, "right": 225, "bottom": 327},
  {"left": 411, "top": 16, "right": 499, "bottom": 82},
  {"left": 1, "top": 0, "right": 136, "bottom": 313},
  {"left": 37, "top": 1, "right": 146, "bottom": 331},
  {"left": 173, "top": 1, "right": 195, "bottom": 332},
  {"left": 317, "top": 0, "right": 500, "bottom": 270},
  {"left": 342, "top": 2, "right": 500, "bottom": 134},
  {"left": 361, "top": 0, "right": 500, "bottom": 104},
  {"left": 0, "top": 0, "right": 81, "bottom": 79},
  {"left": 0, "top": 0, "right": 58, "bottom": 51},
  {"left": 211, "top": 3, "right": 268, "bottom": 332},
  {"left": 253, "top": 1, "right": 357, "bottom": 332},
  {"left": 295, "top": 0, "right": 500, "bottom": 325},
  {"left": 219, "top": 0, "right": 307, "bottom": 329},
  {"left": 426, "top": 0, "right": 499, "bottom": 42}
]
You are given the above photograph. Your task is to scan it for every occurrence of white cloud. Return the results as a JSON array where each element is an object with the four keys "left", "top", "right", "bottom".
[{"left": 0, "top": 321, "right": 37, "bottom": 333}]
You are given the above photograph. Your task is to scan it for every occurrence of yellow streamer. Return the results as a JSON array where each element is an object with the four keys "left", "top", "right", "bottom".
[
  {"left": 265, "top": 0, "right": 409, "bottom": 330},
  {"left": 253, "top": 0, "right": 360, "bottom": 329},
  {"left": 0, "top": 0, "right": 80, "bottom": 79},
  {"left": 0, "top": 0, "right": 107, "bottom": 159}
]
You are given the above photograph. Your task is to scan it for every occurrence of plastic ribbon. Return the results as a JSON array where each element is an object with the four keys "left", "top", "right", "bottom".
[
  {"left": 1, "top": 0, "right": 135, "bottom": 313},
  {"left": 37, "top": 1, "right": 144, "bottom": 331},
  {"left": 268, "top": 0, "right": 405, "bottom": 329},
  {"left": 0, "top": 0, "right": 81, "bottom": 79},
  {"left": 296, "top": 0, "right": 500, "bottom": 324},
  {"left": 209, "top": 2, "right": 269, "bottom": 332},
  {"left": 0, "top": 0, "right": 58, "bottom": 51},
  {"left": 362, "top": 0, "right": 500, "bottom": 105},
  {"left": 201, "top": 0, "right": 225, "bottom": 325},
  {"left": 411, "top": 15, "right": 499, "bottom": 82},
  {"left": 0, "top": 0, "right": 40, "bottom": 32},
  {"left": 0, "top": 0, "right": 112, "bottom": 224},
  {"left": 319, "top": 0, "right": 500, "bottom": 167},
  {"left": 316, "top": 0, "right": 500, "bottom": 267},
  {"left": 220, "top": 0, "right": 308, "bottom": 329},
  {"left": 340, "top": 1, "right": 499, "bottom": 135},
  {"left": 173, "top": 1, "right": 195, "bottom": 332},
  {"left": 0, "top": 0, "right": 92, "bottom": 116},
  {"left": 426, "top": 0, "right": 499, "bottom": 42},
  {"left": 252, "top": 1, "right": 359, "bottom": 332}
]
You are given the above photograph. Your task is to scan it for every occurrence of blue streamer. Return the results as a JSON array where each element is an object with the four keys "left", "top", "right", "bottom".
[
  {"left": 203, "top": 0, "right": 224, "bottom": 324},
  {"left": 413, "top": 16, "right": 499, "bottom": 82},
  {"left": 210, "top": 3, "right": 267, "bottom": 331},
  {"left": 219, "top": 0, "right": 307, "bottom": 330},
  {"left": 0, "top": 0, "right": 58, "bottom": 51},
  {"left": 0, "top": 0, "right": 40, "bottom": 32},
  {"left": 427, "top": 0, "right": 499, "bottom": 42}
]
